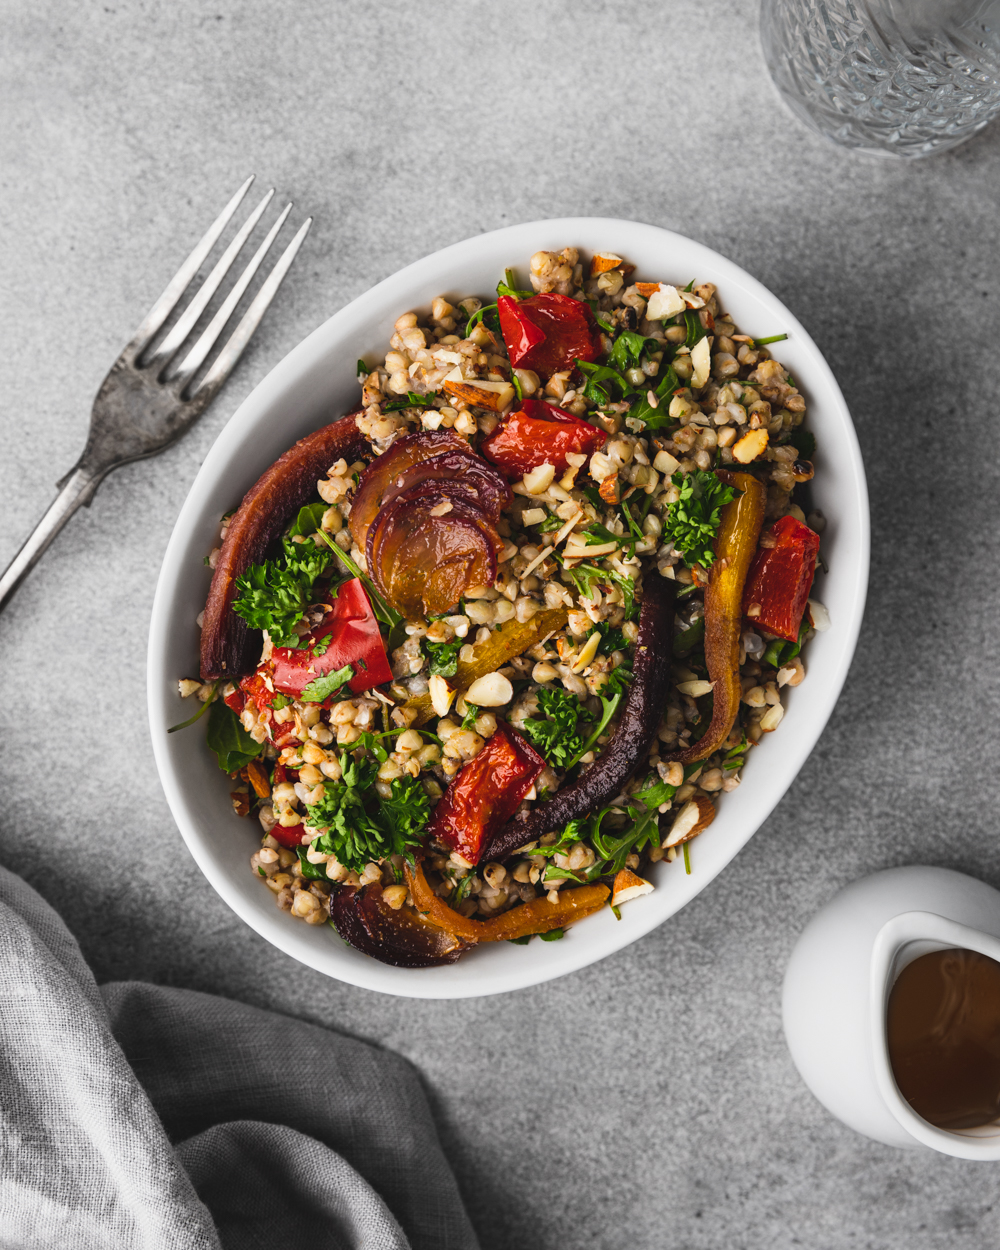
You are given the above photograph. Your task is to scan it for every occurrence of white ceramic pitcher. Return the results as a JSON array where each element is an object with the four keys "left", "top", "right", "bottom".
[{"left": 783, "top": 865, "right": 1000, "bottom": 1159}]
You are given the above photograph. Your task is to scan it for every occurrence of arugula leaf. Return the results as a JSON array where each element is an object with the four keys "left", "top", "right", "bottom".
[
  {"left": 314, "top": 530, "right": 402, "bottom": 631},
  {"left": 566, "top": 672, "right": 630, "bottom": 770},
  {"left": 574, "top": 359, "right": 634, "bottom": 406},
  {"left": 289, "top": 502, "right": 328, "bottom": 538},
  {"left": 755, "top": 333, "right": 788, "bottom": 346},
  {"left": 522, "top": 687, "right": 591, "bottom": 769},
  {"left": 306, "top": 753, "right": 428, "bottom": 873},
  {"left": 560, "top": 559, "right": 638, "bottom": 618},
  {"left": 205, "top": 699, "right": 263, "bottom": 773},
  {"left": 608, "top": 330, "right": 663, "bottom": 378},
  {"left": 582, "top": 522, "right": 619, "bottom": 545},
  {"left": 540, "top": 928, "right": 565, "bottom": 941},
  {"left": 168, "top": 682, "right": 219, "bottom": 733},
  {"left": 684, "top": 310, "right": 705, "bottom": 348},
  {"left": 584, "top": 298, "right": 615, "bottom": 334},
  {"left": 762, "top": 615, "right": 811, "bottom": 668},
  {"left": 460, "top": 703, "right": 481, "bottom": 731},
  {"left": 497, "top": 269, "right": 532, "bottom": 300},
  {"left": 662, "top": 470, "right": 737, "bottom": 570},
  {"left": 423, "top": 636, "right": 463, "bottom": 678},
  {"left": 300, "top": 664, "right": 354, "bottom": 704},
  {"left": 672, "top": 616, "right": 705, "bottom": 658},
  {"left": 357, "top": 359, "right": 369, "bottom": 380},
  {"left": 383, "top": 391, "right": 436, "bottom": 412},
  {"left": 465, "top": 302, "right": 500, "bottom": 337},
  {"left": 590, "top": 621, "right": 628, "bottom": 655},
  {"left": 533, "top": 513, "right": 564, "bottom": 534},
  {"left": 628, "top": 363, "right": 679, "bottom": 429}
]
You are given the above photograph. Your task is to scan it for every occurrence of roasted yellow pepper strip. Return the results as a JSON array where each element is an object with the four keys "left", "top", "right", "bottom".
[
  {"left": 404, "top": 861, "right": 608, "bottom": 942},
  {"left": 672, "top": 470, "right": 766, "bottom": 764},
  {"left": 405, "top": 607, "right": 568, "bottom": 727}
]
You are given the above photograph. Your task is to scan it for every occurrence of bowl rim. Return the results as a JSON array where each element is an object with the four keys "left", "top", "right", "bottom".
[{"left": 147, "top": 215, "right": 869, "bottom": 999}]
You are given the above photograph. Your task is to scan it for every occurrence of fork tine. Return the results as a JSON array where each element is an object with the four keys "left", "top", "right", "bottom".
[
  {"left": 187, "top": 216, "right": 312, "bottom": 399},
  {"left": 129, "top": 175, "right": 255, "bottom": 353},
  {"left": 143, "top": 187, "right": 275, "bottom": 372},
  {"left": 172, "top": 202, "right": 294, "bottom": 387}
]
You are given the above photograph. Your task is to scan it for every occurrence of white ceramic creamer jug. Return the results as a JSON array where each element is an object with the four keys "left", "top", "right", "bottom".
[{"left": 783, "top": 865, "right": 1000, "bottom": 1159}]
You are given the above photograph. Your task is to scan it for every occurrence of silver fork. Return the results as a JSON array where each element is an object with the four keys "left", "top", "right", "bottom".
[{"left": 0, "top": 176, "right": 311, "bottom": 613}]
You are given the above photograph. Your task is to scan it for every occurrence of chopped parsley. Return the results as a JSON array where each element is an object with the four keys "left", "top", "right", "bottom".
[
  {"left": 423, "top": 636, "right": 463, "bottom": 678},
  {"left": 232, "top": 532, "right": 332, "bottom": 648},
  {"left": 523, "top": 687, "right": 590, "bottom": 769},
  {"left": 560, "top": 560, "right": 637, "bottom": 617},
  {"left": 662, "top": 470, "right": 737, "bottom": 570},
  {"left": 305, "top": 747, "right": 429, "bottom": 874},
  {"left": 607, "top": 330, "right": 662, "bottom": 375},
  {"left": 312, "top": 634, "right": 332, "bottom": 658},
  {"left": 460, "top": 702, "right": 481, "bottom": 731}
]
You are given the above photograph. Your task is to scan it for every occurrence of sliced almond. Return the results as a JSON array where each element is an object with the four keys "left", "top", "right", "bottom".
[
  {"left": 676, "top": 679, "right": 714, "bottom": 698},
  {"left": 428, "top": 674, "right": 455, "bottom": 719},
  {"left": 564, "top": 538, "right": 618, "bottom": 559},
  {"left": 664, "top": 796, "right": 716, "bottom": 848},
  {"left": 590, "top": 252, "right": 624, "bottom": 277},
  {"left": 570, "top": 629, "right": 601, "bottom": 673},
  {"left": 647, "top": 284, "right": 686, "bottom": 320},
  {"left": 442, "top": 378, "right": 515, "bottom": 411},
  {"left": 690, "top": 336, "right": 711, "bottom": 389},
  {"left": 611, "top": 868, "right": 654, "bottom": 907},
  {"left": 808, "top": 599, "right": 831, "bottom": 632},
  {"left": 635, "top": 282, "right": 661, "bottom": 298},
  {"left": 732, "top": 428, "right": 769, "bottom": 464}
]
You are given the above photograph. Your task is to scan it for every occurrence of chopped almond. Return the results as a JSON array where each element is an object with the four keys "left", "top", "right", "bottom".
[
  {"left": 442, "top": 378, "right": 515, "bottom": 412},
  {"left": 635, "top": 282, "right": 661, "bottom": 297},
  {"left": 590, "top": 252, "right": 624, "bottom": 277},
  {"left": 690, "top": 336, "right": 711, "bottom": 389},
  {"left": 611, "top": 869, "right": 654, "bottom": 907},
  {"left": 646, "top": 284, "right": 686, "bottom": 320},
  {"left": 598, "top": 472, "right": 621, "bottom": 504},
  {"left": 732, "top": 428, "right": 769, "bottom": 464},
  {"left": 664, "top": 796, "right": 716, "bottom": 848}
]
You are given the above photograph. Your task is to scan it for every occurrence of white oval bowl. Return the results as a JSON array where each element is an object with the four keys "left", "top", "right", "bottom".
[{"left": 148, "top": 218, "right": 869, "bottom": 999}]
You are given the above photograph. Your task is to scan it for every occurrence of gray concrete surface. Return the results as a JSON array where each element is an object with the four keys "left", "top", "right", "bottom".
[{"left": 3, "top": 1, "right": 1000, "bottom": 1245}]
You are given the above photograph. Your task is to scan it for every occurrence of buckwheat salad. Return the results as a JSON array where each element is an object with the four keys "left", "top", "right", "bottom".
[{"left": 176, "top": 247, "right": 827, "bottom": 968}]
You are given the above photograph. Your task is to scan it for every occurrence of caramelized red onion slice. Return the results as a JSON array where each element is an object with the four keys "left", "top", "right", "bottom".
[
  {"left": 369, "top": 492, "right": 501, "bottom": 619},
  {"left": 380, "top": 448, "right": 512, "bottom": 522},
  {"left": 348, "top": 429, "right": 468, "bottom": 553}
]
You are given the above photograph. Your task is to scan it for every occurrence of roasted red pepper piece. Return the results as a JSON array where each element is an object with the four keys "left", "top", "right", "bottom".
[
  {"left": 497, "top": 294, "right": 600, "bottom": 378},
  {"left": 429, "top": 722, "right": 545, "bottom": 865},
  {"left": 267, "top": 578, "right": 393, "bottom": 700},
  {"left": 481, "top": 399, "right": 605, "bottom": 478},
  {"left": 742, "top": 515, "right": 820, "bottom": 643}
]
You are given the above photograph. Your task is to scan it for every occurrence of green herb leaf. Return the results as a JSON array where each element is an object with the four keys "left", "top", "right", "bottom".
[
  {"left": 357, "top": 359, "right": 369, "bottom": 379},
  {"left": 785, "top": 428, "right": 815, "bottom": 460},
  {"left": 460, "top": 702, "right": 481, "bottom": 731},
  {"left": 608, "top": 330, "right": 662, "bottom": 376},
  {"left": 497, "top": 269, "right": 532, "bottom": 300},
  {"left": 383, "top": 391, "right": 436, "bottom": 412},
  {"left": 672, "top": 617, "right": 705, "bottom": 658},
  {"left": 574, "top": 359, "right": 635, "bottom": 406},
  {"left": 271, "top": 693, "right": 293, "bottom": 710},
  {"left": 168, "top": 682, "right": 219, "bottom": 733},
  {"left": 539, "top": 928, "right": 564, "bottom": 941},
  {"left": 311, "top": 634, "right": 332, "bottom": 658},
  {"left": 684, "top": 310, "right": 705, "bottom": 348},
  {"left": 628, "top": 363, "right": 679, "bottom": 430},
  {"left": 300, "top": 664, "right": 354, "bottom": 704},
  {"left": 534, "top": 513, "right": 564, "bottom": 534},
  {"left": 232, "top": 531, "right": 333, "bottom": 647},
  {"left": 306, "top": 753, "right": 428, "bottom": 874},
  {"left": 754, "top": 333, "right": 788, "bottom": 346},
  {"left": 662, "top": 470, "right": 737, "bottom": 570},
  {"left": 423, "top": 637, "right": 463, "bottom": 678},
  {"left": 205, "top": 699, "right": 263, "bottom": 773},
  {"left": 314, "top": 530, "right": 402, "bottom": 631},
  {"left": 522, "top": 687, "right": 591, "bottom": 770}
]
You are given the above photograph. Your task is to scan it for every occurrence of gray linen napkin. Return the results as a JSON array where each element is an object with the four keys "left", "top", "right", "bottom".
[{"left": 0, "top": 864, "right": 479, "bottom": 1250}]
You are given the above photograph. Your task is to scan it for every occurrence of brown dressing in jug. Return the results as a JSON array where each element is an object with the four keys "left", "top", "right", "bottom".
[{"left": 887, "top": 948, "right": 1000, "bottom": 1130}]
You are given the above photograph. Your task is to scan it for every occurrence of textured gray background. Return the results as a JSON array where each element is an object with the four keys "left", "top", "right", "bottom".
[{"left": 2, "top": 1, "right": 1000, "bottom": 1246}]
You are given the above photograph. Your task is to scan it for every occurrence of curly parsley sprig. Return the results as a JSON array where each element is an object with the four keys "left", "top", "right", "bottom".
[{"left": 662, "top": 470, "right": 737, "bottom": 570}]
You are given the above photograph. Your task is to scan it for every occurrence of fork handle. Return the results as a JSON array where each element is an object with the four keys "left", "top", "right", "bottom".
[{"left": 0, "top": 467, "right": 102, "bottom": 614}]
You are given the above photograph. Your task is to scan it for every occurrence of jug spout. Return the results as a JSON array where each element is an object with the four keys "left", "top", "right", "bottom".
[{"left": 782, "top": 866, "right": 1000, "bottom": 1157}]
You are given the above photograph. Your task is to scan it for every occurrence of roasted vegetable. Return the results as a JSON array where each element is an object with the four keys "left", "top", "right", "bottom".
[
  {"left": 330, "top": 884, "right": 469, "bottom": 967},
  {"left": 480, "top": 575, "right": 676, "bottom": 864},
  {"left": 404, "top": 609, "right": 568, "bottom": 727},
  {"left": 348, "top": 429, "right": 467, "bottom": 552},
  {"left": 200, "top": 412, "right": 368, "bottom": 680},
  {"left": 266, "top": 578, "right": 393, "bottom": 701},
  {"left": 429, "top": 721, "right": 545, "bottom": 864},
  {"left": 671, "top": 470, "right": 766, "bottom": 765},
  {"left": 481, "top": 399, "right": 606, "bottom": 478},
  {"left": 378, "top": 448, "right": 511, "bottom": 520},
  {"left": 405, "top": 860, "right": 609, "bottom": 941},
  {"left": 497, "top": 293, "right": 601, "bottom": 377},
  {"left": 369, "top": 491, "right": 501, "bottom": 619},
  {"left": 742, "top": 514, "right": 820, "bottom": 643}
]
